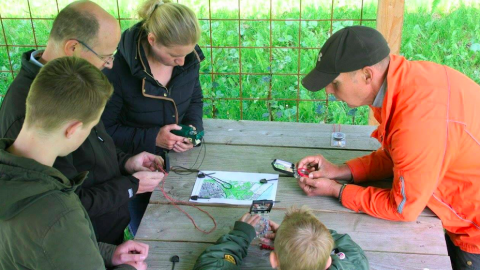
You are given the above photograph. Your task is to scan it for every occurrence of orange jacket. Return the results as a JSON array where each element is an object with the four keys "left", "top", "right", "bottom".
[{"left": 343, "top": 54, "right": 480, "bottom": 253}]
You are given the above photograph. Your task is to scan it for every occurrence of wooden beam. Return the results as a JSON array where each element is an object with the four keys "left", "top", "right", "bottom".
[
  {"left": 377, "top": 0, "right": 405, "bottom": 54},
  {"left": 202, "top": 119, "right": 380, "bottom": 151},
  {"left": 136, "top": 205, "right": 447, "bottom": 255},
  {"left": 139, "top": 241, "right": 452, "bottom": 270},
  {"left": 369, "top": 0, "right": 405, "bottom": 125}
]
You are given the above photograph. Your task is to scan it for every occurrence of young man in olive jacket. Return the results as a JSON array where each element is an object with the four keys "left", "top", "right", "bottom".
[
  {"left": 0, "top": 57, "right": 152, "bottom": 270},
  {"left": 193, "top": 207, "right": 368, "bottom": 270},
  {"left": 0, "top": 1, "right": 165, "bottom": 245}
]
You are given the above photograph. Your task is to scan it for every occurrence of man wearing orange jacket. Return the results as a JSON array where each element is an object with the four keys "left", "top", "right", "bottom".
[{"left": 297, "top": 26, "right": 480, "bottom": 270}]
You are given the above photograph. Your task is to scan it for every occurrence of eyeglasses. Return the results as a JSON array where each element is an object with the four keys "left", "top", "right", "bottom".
[{"left": 75, "top": 39, "right": 116, "bottom": 65}]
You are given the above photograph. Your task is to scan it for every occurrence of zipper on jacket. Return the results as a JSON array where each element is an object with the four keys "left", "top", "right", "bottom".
[
  {"left": 137, "top": 32, "right": 171, "bottom": 96},
  {"left": 144, "top": 72, "right": 170, "bottom": 96},
  {"left": 94, "top": 128, "right": 104, "bottom": 143},
  {"left": 397, "top": 174, "right": 407, "bottom": 214}
]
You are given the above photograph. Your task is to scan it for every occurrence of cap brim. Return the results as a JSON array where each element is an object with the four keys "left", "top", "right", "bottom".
[{"left": 301, "top": 69, "right": 339, "bottom": 92}]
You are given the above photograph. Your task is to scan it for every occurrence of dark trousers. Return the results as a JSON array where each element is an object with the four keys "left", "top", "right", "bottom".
[
  {"left": 446, "top": 234, "right": 480, "bottom": 270},
  {"left": 128, "top": 192, "right": 152, "bottom": 235}
]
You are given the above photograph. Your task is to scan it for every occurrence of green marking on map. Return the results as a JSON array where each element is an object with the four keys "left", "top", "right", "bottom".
[{"left": 199, "top": 179, "right": 273, "bottom": 200}]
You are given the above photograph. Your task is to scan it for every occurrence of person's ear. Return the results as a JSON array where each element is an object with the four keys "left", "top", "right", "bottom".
[
  {"left": 64, "top": 40, "right": 79, "bottom": 57},
  {"left": 270, "top": 251, "right": 279, "bottom": 269},
  {"left": 65, "top": 121, "right": 83, "bottom": 139},
  {"left": 147, "top": 33, "right": 156, "bottom": 47},
  {"left": 324, "top": 255, "right": 332, "bottom": 270},
  {"left": 362, "top": 66, "right": 374, "bottom": 84}
]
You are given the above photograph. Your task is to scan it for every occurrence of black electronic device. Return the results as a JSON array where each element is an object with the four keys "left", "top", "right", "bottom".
[
  {"left": 271, "top": 159, "right": 295, "bottom": 177},
  {"left": 250, "top": 200, "right": 273, "bottom": 238},
  {"left": 250, "top": 200, "right": 274, "bottom": 214}
]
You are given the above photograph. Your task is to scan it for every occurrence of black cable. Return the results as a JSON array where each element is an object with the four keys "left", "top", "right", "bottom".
[
  {"left": 170, "top": 255, "right": 179, "bottom": 270},
  {"left": 205, "top": 173, "right": 232, "bottom": 189},
  {"left": 170, "top": 137, "right": 206, "bottom": 175},
  {"left": 190, "top": 137, "right": 206, "bottom": 170},
  {"left": 170, "top": 165, "right": 198, "bottom": 175},
  {"left": 170, "top": 138, "right": 233, "bottom": 189}
]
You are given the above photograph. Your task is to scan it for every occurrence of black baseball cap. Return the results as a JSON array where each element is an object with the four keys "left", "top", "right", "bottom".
[{"left": 302, "top": 26, "right": 390, "bottom": 92}]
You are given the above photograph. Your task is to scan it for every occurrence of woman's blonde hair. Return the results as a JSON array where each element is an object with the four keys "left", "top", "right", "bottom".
[
  {"left": 138, "top": 0, "right": 201, "bottom": 47},
  {"left": 274, "top": 206, "right": 334, "bottom": 270}
]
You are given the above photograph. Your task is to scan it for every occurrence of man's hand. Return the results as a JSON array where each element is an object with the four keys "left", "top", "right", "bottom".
[
  {"left": 238, "top": 212, "right": 261, "bottom": 226},
  {"left": 297, "top": 177, "right": 343, "bottom": 198},
  {"left": 156, "top": 124, "right": 185, "bottom": 150},
  {"left": 112, "top": 240, "right": 149, "bottom": 266},
  {"left": 297, "top": 155, "right": 352, "bottom": 181},
  {"left": 125, "top": 151, "right": 164, "bottom": 174},
  {"left": 134, "top": 171, "right": 165, "bottom": 194},
  {"left": 264, "top": 220, "right": 280, "bottom": 241}
]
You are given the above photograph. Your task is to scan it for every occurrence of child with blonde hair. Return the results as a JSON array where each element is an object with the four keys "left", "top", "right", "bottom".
[{"left": 193, "top": 206, "right": 369, "bottom": 269}]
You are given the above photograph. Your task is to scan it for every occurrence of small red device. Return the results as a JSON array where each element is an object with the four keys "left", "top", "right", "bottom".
[{"left": 296, "top": 167, "right": 311, "bottom": 178}]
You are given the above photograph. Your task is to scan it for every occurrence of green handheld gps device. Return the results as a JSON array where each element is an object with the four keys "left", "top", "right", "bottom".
[{"left": 171, "top": 124, "right": 204, "bottom": 146}]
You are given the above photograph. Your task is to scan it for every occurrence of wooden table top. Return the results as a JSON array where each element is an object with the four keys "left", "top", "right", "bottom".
[{"left": 136, "top": 119, "right": 451, "bottom": 270}]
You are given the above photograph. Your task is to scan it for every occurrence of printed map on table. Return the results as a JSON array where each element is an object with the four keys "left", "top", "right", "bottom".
[{"left": 190, "top": 171, "right": 279, "bottom": 205}]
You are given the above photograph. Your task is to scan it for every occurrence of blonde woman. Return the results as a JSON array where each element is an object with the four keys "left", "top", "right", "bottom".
[{"left": 102, "top": 0, "right": 204, "bottom": 235}]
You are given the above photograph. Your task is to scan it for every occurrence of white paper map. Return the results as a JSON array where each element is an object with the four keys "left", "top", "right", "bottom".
[{"left": 190, "top": 171, "right": 279, "bottom": 205}]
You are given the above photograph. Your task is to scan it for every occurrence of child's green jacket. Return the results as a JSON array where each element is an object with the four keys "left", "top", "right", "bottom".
[{"left": 193, "top": 221, "right": 369, "bottom": 270}]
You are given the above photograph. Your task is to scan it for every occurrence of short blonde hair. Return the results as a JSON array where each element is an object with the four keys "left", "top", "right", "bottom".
[
  {"left": 138, "top": 0, "right": 200, "bottom": 47},
  {"left": 25, "top": 57, "right": 113, "bottom": 132},
  {"left": 274, "top": 206, "right": 334, "bottom": 270}
]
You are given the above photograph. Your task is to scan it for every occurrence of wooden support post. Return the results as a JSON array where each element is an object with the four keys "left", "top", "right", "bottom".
[
  {"left": 369, "top": 0, "right": 405, "bottom": 125},
  {"left": 377, "top": 0, "right": 405, "bottom": 54}
]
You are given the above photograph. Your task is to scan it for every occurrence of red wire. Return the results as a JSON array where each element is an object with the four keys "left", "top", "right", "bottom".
[
  {"left": 260, "top": 244, "right": 275, "bottom": 250},
  {"left": 157, "top": 167, "right": 217, "bottom": 234}
]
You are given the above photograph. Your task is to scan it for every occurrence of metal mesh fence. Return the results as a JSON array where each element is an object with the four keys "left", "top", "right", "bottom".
[{"left": 0, "top": 0, "right": 378, "bottom": 124}]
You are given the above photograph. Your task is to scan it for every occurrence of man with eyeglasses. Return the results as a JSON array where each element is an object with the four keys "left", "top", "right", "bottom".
[{"left": 0, "top": 0, "right": 165, "bottom": 247}]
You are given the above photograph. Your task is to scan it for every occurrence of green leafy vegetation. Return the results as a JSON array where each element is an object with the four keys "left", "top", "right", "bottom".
[{"left": 1, "top": 0, "right": 479, "bottom": 125}]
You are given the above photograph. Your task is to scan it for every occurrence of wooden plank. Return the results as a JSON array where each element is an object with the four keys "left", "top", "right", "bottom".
[
  {"left": 167, "top": 144, "right": 372, "bottom": 172},
  {"left": 202, "top": 119, "right": 380, "bottom": 150},
  {"left": 365, "top": 251, "right": 451, "bottom": 270},
  {"left": 136, "top": 205, "right": 447, "bottom": 256},
  {"left": 154, "top": 145, "right": 436, "bottom": 217},
  {"left": 139, "top": 241, "right": 452, "bottom": 270}
]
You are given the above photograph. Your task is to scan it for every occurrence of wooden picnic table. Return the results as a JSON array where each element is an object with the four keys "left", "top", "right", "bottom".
[{"left": 136, "top": 119, "right": 452, "bottom": 270}]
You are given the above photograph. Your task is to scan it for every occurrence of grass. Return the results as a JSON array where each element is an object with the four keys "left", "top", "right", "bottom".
[{"left": 1, "top": 0, "right": 479, "bottom": 125}]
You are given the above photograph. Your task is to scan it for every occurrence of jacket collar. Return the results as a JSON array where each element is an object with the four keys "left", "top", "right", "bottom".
[
  {"left": 20, "top": 50, "right": 42, "bottom": 79},
  {"left": 0, "top": 139, "right": 87, "bottom": 187},
  {"left": 372, "top": 54, "right": 408, "bottom": 142}
]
